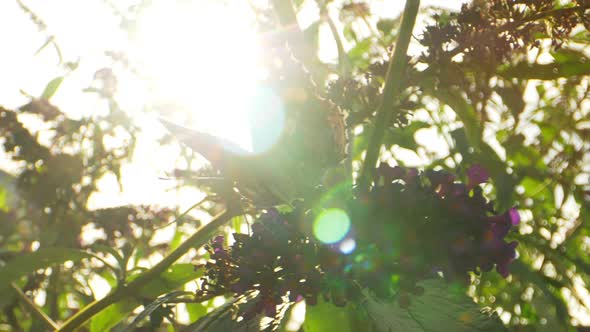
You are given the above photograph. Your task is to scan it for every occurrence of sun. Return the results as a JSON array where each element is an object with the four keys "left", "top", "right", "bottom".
[{"left": 131, "top": 0, "right": 264, "bottom": 151}]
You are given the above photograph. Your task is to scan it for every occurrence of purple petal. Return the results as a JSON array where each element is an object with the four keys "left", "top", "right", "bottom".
[
  {"left": 266, "top": 208, "right": 279, "bottom": 219},
  {"left": 427, "top": 170, "right": 455, "bottom": 186},
  {"left": 263, "top": 301, "right": 277, "bottom": 317},
  {"left": 450, "top": 183, "right": 468, "bottom": 198},
  {"left": 495, "top": 242, "right": 518, "bottom": 278},
  {"left": 467, "top": 164, "right": 489, "bottom": 189},
  {"left": 378, "top": 164, "right": 406, "bottom": 181},
  {"left": 405, "top": 168, "right": 418, "bottom": 184},
  {"left": 509, "top": 207, "right": 520, "bottom": 225},
  {"left": 496, "top": 263, "right": 510, "bottom": 278}
]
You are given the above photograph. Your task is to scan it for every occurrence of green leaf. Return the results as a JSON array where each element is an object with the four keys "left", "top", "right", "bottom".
[
  {"left": 186, "top": 302, "right": 208, "bottom": 322},
  {"left": 292, "top": 0, "right": 305, "bottom": 9},
  {"left": 91, "top": 264, "right": 200, "bottom": 331},
  {"left": 361, "top": 279, "right": 507, "bottom": 332},
  {"left": 41, "top": 76, "right": 64, "bottom": 100},
  {"left": 303, "top": 21, "right": 320, "bottom": 57},
  {"left": 91, "top": 244, "right": 125, "bottom": 271},
  {"left": 496, "top": 83, "right": 525, "bottom": 120},
  {"left": 90, "top": 300, "right": 138, "bottom": 332},
  {"left": 343, "top": 23, "right": 358, "bottom": 42},
  {"left": 348, "top": 38, "right": 372, "bottom": 68},
  {"left": 430, "top": 87, "right": 483, "bottom": 151},
  {"left": 550, "top": 48, "right": 587, "bottom": 64},
  {"left": 509, "top": 261, "right": 570, "bottom": 326},
  {"left": 0, "top": 248, "right": 92, "bottom": 292},
  {"left": 303, "top": 298, "right": 358, "bottom": 332},
  {"left": 138, "top": 263, "right": 200, "bottom": 298},
  {"left": 232, "top": 216, "right": 243, "bottom": 233},
  {"left": 570, "top": 31, "right": 590, "bottom": 43},
  {"left": 184, "top": 296, "right": 264, "bottom": 332},
  {"left": 117, "top": 291, "right": 191, "bottom": 332},
  {"left": 0, "top": 186, "right": 8, "bottom": 212},
  {"left": 475, "top": 143, "right": 516, "bottom": 212},
  {"left": 376, "top": 18, "right": 400, "bottom": 35},
  {"left": 169, "top": 229, "right": 186, "bottom": 253},
  {"left": 386, "top": 121, "right": 430, "bottom": 151},
  {"left": 498, "top": 59, "right": 590, "bottom": 80},
  {"left": 353, "top": 132, "right": 368, "bottom": 160}
]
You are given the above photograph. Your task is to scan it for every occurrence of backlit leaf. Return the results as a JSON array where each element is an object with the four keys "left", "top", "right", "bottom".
[{"left": 0, "top": 248, "right": 92, "bottom": 292}]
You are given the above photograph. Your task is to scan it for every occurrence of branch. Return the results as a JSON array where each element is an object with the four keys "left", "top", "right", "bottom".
[
  {"left": 270, "top": 0, "right": 306, "bottom": 59},
  {"left": 358, "top": 0, "right": 420, "bottom": 191},
  {"left": 447, "top": 4, "right": 590, "bottom": 60},
  {"left": 270, "top": 0, "right": 325, "bottom": 83},
  {"left": 320, "top": 6, "right": 348, "bottom": 77},
  {"left": 57, "top": 209, "right": 234, "bottom": 332},
  {"left": 11, "top": 283, "right": 59, "bottom": 330}
]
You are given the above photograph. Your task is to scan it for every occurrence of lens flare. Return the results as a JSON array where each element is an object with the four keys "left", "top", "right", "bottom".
[
  {"left": 339, "top": 238, "right": 356, "bottom": 254},
  {"left": 246, "top": 86, "right": 286, "bottom": 155},
  {"left": 313, "top": 208, "right": 351, "bottom": 244}
]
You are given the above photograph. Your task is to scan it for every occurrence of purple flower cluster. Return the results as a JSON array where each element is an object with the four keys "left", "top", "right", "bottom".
[
  {"left": 198, "top": 209, "right": 324, "bottom": 319},
  {"left": 370, "top": 164, "right": 520, "bottom": 280},
  {"left": 197, "top": 164, "right": 521, "bottom": 320}
]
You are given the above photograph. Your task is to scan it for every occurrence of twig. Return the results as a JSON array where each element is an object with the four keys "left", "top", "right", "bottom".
[
  {"left": 57, "top": 209, "right": 234, "bottom": 332},
  {"left": 154, "top": 196, "right": 208, "bottom": 229},
  {"left": 269, "top": 0, "right": 323, "bottom": 82},
  {"left": 447, "top": 4, "right": 589, "bottom": 60},
  {"left": 320, "top": 5, "right": 348, "bottom": 77},
  {"left": 11, "top": 283, "right": 59, "bottom": 330},
  {"left": 358, "top": 0, "right": 420, "bottom": 191}
]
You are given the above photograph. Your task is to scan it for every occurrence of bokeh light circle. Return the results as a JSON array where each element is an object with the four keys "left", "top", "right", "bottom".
[
  {"left": 313, "top": 208, "right": 351, "bottom": 244},
  {"left": 339, "top": 238, "right": 357, "bottom": 254}
]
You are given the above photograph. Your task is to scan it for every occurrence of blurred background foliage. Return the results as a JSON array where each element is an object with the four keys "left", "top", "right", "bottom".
[{"left": 0, "top": 0, "right": 589, "bottom": 331}]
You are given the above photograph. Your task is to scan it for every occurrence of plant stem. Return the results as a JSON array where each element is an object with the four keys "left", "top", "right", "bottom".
[
  {"left": 11, "top": 283, "right": 59, "bottom": 330},
  {"left": 56, "top": 209, "right": 234, "bottom": 332},
  {"left": 358, "top": 0, "right": 420, "bottom": 191},
  {"left": 270, "top": 0, "right": 305, "bottom": 59},
  {"left": 154, "top": 195, "right": 208, "bottom": 230},
  {"left": 320, "top": 5, "right": 348, "bottom": 77},
  {"left": 270, "top": 0, "right": 320, "bottom": 79},
  {"left": 447, "top": 4, "right": 589, "bottom": 59}
]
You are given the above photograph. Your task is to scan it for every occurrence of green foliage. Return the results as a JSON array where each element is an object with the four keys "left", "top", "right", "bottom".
[
  {"left": 41, "top": 76, "right": 64, "bottom": 100},
  {"left": 118, "top": 291, "right": 191, "bottom": 332},
  {"left": 138, "top": 263, "right": 202, "bottom": 298},
  {"left": 0, "top": 248, "right": 92, "bottom": 292},
  {"left": 302, "top": 279, "right": 507, "bottom": 332},
  {"left": 90, "top": 300, "right": 137, "bottom": 332},
  {"left": 184, "top": 297, "right": 264, "bottom": 332},
  {"left": 1, "top": 0, "right": 590, "bottom": 331},
  {"left": 361, "top": 280, "right": 507, "bottom": 332},
  {"left": 303, "top": 298, "right": 357, "bottom": 332},
  {"left": 0, "top": 186, "right": 8, "bottom": 212}
]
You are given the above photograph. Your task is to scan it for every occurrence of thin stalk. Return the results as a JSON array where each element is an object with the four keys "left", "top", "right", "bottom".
[
  {"left": 320, "top": 6, "right": 348, "bottom": 77},
  {"left": 154, "top": 195, "right": 208, "bottom": 229},
  {"left": 358, "top": 0, "right": 420, "bottom": 191},
  {"left": 270, "top": 0, "right": 305, "bottom": 60},
  {"left": 447, "top": 4, "right": 589, "bottom": 60},
  {"left": 270, "top": 0, "right": 322, "bottom": 82},
  {"left": 57, "top": 210, "right": 234, "bottom": 332},
  {"left": 11, "top": 283, "right": 59, "bottom": 330}
]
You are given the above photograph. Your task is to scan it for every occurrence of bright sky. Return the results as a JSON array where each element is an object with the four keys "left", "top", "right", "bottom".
[{"left": 0, "top": 0, "right": 465, "bottom": 211}]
